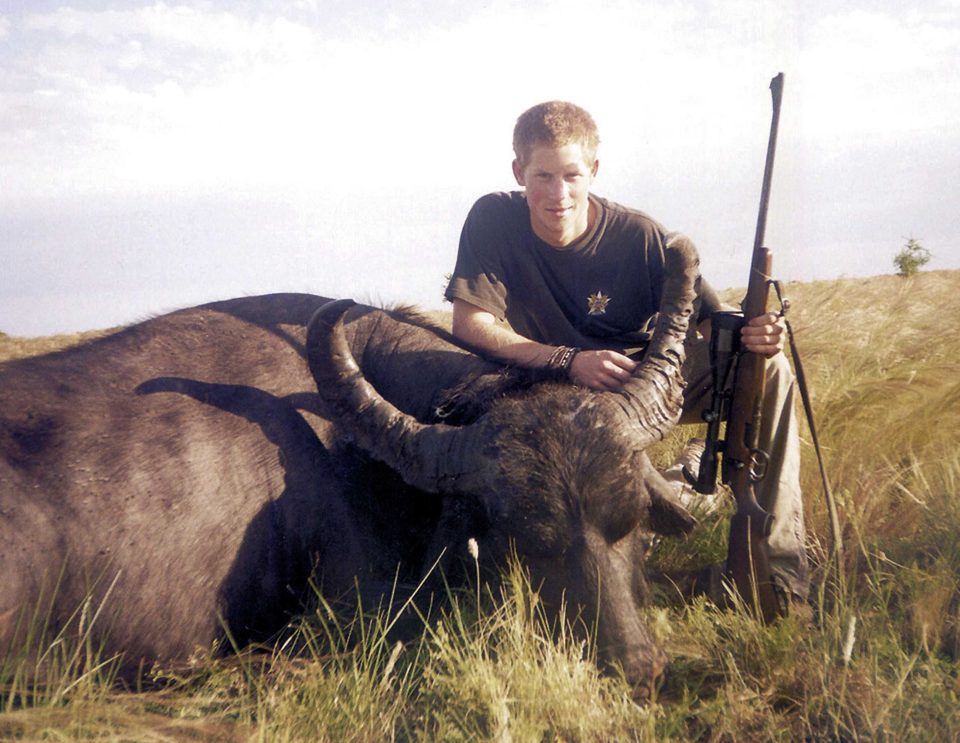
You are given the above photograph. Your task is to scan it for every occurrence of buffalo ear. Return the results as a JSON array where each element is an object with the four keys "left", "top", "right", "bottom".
[{"left": 643, "top": 469, "right": 698, "bottom": 537}]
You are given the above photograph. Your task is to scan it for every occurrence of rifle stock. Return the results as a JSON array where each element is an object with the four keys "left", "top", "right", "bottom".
[{"left": 723, "top": 247, "right": 781, "bottom": 623}]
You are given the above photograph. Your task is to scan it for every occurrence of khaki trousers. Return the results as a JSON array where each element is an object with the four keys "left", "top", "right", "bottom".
[{"left": 675, "top": 336, "right": 810, "bottom": 599}]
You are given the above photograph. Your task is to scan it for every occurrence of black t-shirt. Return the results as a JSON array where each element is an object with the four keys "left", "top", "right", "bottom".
[{"left": 444, "top": 191, "right": 721, "bottom": 355}]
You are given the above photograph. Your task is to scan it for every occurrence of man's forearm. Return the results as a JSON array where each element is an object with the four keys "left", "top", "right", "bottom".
[
  {"left": 451, "top": 299, "right": 637, "bottom": 391},
  {"left": 451, "top": 305, "right": 556, "bottom": 368}
]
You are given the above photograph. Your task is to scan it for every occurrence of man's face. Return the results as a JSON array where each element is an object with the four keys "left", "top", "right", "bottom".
[{"left": 513, "top": 142, "right": 598, "bottom": 248}]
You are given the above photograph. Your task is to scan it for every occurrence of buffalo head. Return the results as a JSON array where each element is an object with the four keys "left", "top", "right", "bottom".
[{"left": 306, "top": 236, "right": 702, "bottom": 700}]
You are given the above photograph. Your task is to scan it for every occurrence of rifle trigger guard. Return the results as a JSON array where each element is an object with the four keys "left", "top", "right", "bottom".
[{"left": 749, "top": 448, "right": 769, "bottom": 482}]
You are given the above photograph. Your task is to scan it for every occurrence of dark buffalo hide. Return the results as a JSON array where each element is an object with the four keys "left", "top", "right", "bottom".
[
  {"left": 0, "top": 236, "right": 701, "bottom": 699},
  {"left": 0, "top": 295, "right": 500, "bottom": 665}
]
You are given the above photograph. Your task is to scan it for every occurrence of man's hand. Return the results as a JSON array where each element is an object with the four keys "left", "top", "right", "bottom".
[
  {"left": 741, "top": 312, "right": 785, "bottom": 357},
  {"left": 569, "top": 349, "right": 637, "bottom": 391}
]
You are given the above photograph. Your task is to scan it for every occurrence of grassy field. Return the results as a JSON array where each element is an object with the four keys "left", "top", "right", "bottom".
[{"left": 2, "top": 269, "right": 959, "bottom": 741}]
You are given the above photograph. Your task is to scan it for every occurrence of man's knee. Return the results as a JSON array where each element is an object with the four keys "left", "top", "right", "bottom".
[
  {"left": 764, "top": 352, "right": 795, "bottom": 394},
  {"left": 766, "top": 351, "right": 793, "bottom": 379}
]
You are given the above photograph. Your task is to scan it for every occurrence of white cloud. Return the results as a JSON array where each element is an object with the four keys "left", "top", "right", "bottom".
[
  {"left": 797, "top": 8, "right": 960, "bottom": 139},
  {"left": 7, "top": 0, "right": 779, "bottom": 197},
  {"left": 0, "top": 1, "right": 951, "bottom": 216},
  {"left": 25, "top": 4, "right": 287, "bottom": 53},
  {"left": 4, "top": 1, "right": 958, "bottom": 203}
]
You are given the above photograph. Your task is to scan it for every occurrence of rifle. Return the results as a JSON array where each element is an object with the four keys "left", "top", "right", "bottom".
[{"left": 684, "top": 73, "right": 785, "bottom": 622}]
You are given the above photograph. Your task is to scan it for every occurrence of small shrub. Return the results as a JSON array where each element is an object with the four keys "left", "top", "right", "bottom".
[{"left": 893, "top": 238, "right": 932, "bottom": 277}]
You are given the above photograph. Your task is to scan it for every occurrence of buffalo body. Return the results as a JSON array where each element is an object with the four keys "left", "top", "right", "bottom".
[{"left": 0, "top": 238, "right": 700, "bottom": 697}]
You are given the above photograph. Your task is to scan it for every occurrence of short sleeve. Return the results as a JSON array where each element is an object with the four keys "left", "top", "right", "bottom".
[{"left": 443, "top": 196, "right": 511, "bottom": 319}]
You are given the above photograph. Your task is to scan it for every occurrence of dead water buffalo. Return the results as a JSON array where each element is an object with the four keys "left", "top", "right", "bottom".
[{"left": 0, "top": 237, "right": 700, "bottom": 698}]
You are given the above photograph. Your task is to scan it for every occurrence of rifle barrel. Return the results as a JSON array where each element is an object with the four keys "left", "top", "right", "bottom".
[{"left": 753, "top": 73, "right": 784, "bottom": 260}]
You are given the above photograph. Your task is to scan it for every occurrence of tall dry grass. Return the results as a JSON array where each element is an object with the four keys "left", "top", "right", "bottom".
[{"left": 2, "top": 269, "right": 959, "bottom": 741}]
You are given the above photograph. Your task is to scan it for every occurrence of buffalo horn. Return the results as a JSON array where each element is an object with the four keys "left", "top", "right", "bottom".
[
  {"left": 619, "top": 235, "right": 701, "bottom": 448},
  {"left": 307, "top": 299, "right": 481, "bottom": 495}
]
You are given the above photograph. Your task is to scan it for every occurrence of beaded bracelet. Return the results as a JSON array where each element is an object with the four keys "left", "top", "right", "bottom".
[{"left": 546, "top": 345, "right": 580, "bottom": 379}]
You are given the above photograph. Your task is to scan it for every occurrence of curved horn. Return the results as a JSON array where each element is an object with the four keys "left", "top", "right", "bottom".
[
  {"left": 307, "top": 299, "right": 482, "bottom": 495},
  {"left": 619, "top": 234, "right": 701, "bottom": 448}
]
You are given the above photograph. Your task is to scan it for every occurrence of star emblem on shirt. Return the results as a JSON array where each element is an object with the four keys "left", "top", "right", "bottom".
[{"left": 587, "top": 291, "right": 610, "bottom": 316}]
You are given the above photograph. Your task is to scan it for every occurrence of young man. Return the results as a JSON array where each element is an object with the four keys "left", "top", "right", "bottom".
[{"left": 443, "top": 101, "right": 808, "bottom": 606}]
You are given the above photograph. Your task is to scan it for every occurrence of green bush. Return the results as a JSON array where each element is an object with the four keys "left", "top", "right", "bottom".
[{"left": 893, "top": 238, "right": 932, "bottom": 277}]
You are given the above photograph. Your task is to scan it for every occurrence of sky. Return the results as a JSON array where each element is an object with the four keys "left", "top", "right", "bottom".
[{"left": 1, "top": 0, "right": 958, "bottom": 336}]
